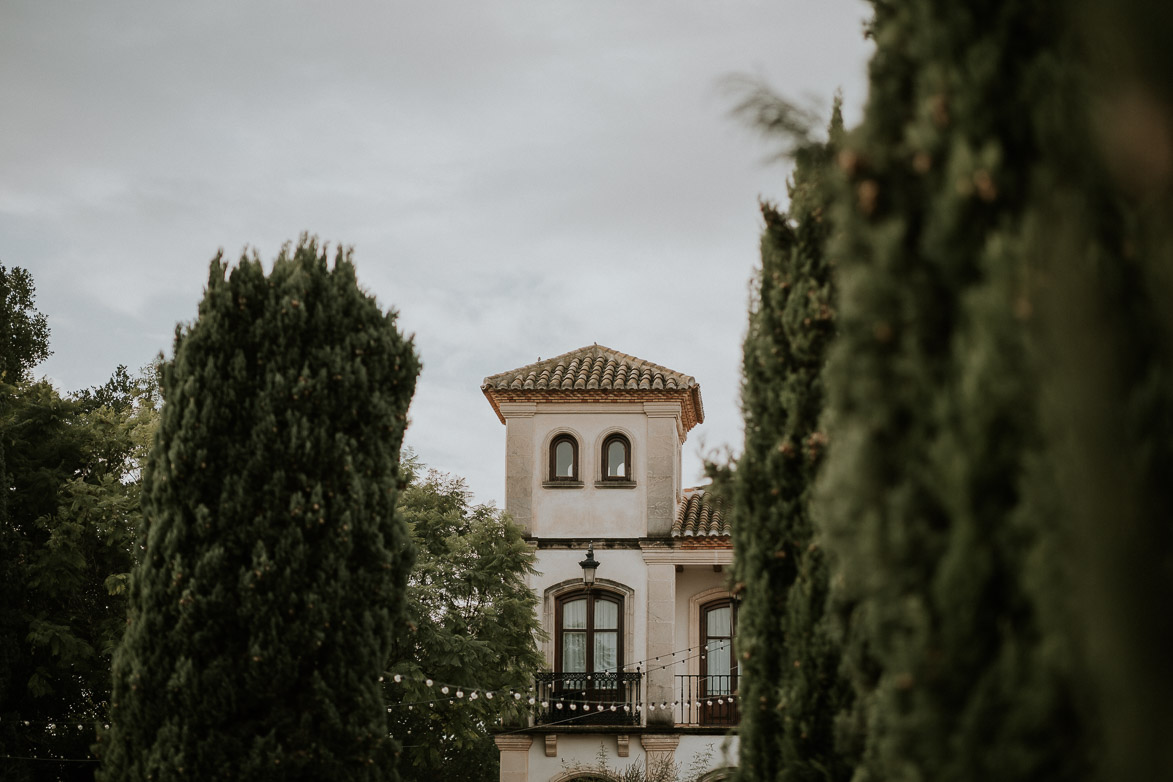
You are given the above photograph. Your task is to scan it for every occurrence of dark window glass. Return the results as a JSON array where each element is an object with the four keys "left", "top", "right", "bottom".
[
  {"left": 602, "top": 434, "right": 630, "bottom": 480},
  {"left": 550, "top": 435, "right": 578, "bottom": 480}
]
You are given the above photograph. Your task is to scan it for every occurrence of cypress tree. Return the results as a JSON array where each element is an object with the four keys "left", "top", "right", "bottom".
[
  {"left": 732, "top": 107, "right": 849, "bottom": 782},
  {"left": 1028, "top": 4, "right": 1173, "bottom": 778},
  {"left": 99, "top": 237, "right": 420, "bottom": 781},
  {"left": 816, "top": 2, "right": 1088, "bottom": 780}
]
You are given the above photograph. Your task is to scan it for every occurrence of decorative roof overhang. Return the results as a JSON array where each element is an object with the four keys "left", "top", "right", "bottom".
[{"left": 481, "top": 344, "right": 704, "bottom": 432}]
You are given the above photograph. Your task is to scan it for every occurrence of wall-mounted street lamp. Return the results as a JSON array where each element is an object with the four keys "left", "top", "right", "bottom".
[{"left": 579, "top": 542, "right": 600, "bottom": 588}]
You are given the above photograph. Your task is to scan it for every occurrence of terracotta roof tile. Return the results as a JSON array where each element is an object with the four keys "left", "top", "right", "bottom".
[
  {"left": 672, "top": 487, "right": 729, "bottom": 538},
  {"left": 482, "top": 344, "right": 704, "bottom": 430}
]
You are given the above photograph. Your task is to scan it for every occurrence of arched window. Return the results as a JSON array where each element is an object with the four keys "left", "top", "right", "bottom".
[
  {"left": 550, "top": 434, "right": 579, "bottom": 481},
  {"left": 601, "top": 433, "right": 631, "bottom": 481},
  {"left": 556, "top": 591, "right": 623, "bottom": 687},
  {"left": 700, "top": 598, "right": 738, "bottom": 725}
]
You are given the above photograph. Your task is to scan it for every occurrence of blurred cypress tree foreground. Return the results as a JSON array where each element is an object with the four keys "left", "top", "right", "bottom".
[
  {"left": 731, "top": 106, "right": 850, "bottom": 782},
  {"left": 98, "top": 238, "right": 420, "bottom": 781},
  {"left": 733, "top": 1, "right": 1173, "bottom": 780},
  {"left": 817, "top": 3, "right": 1090, "bottom": 779}
]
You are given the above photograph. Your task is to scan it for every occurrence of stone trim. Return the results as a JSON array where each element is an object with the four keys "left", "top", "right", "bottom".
[
  {"left": 640, "top": 545, "right": 734, "bottom": 567},
  {"left": 545, "top": 734, "right": 558, "bottom": 757},
  {"left": 494, "top": 735, "right": 534, "bottom": 751},
  {"left": 536, "top": 402, "right": 646, "bottom": 415},
  {"left": 495, "top": 734, "right": 533, "bottom": 782},
  {"left": 639, "top": 734, "right": 681, "bottom": 752},
  {"left": 497, "top": 402, "right": 538, "bottom": 418},
  {"left": 530, "top": 538, "right": 646, "bottom": 549},
  {"left": 485, "top": 388, "right": 700, "bottom": 432},
  {"left": 643, "top": 401, "right": 686, "bottom": 442},
  {"left": 640, "top": 733, "right": 681, "bottom": 777},
  {"left": 617, "top": 734, "right": 630, "bottom": 757}
]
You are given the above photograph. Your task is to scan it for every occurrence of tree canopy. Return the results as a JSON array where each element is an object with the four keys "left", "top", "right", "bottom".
[
  {"left": 386, "top": 456, "right": 542, "bottom": 781},
  {"left": 0, "top": 362, "right": 156, "bottom": 780},
  {"left": 0, "top": 264, "right": 51, "bottom": 382}
]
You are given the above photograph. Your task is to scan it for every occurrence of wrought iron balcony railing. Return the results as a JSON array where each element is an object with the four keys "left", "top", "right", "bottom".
[
  {"left": 675, "top": 674, "right": 739, "bottom": 727},
  {"left": 534, "top": 671, "right": 642, "bottom": 726}
]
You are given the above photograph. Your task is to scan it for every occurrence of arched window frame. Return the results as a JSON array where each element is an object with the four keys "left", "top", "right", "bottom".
[
  {"left": 698, "top": 596, "right": 739, "bottom": 725},
  {"left": 700, "top": 597, "right": 737, "bottom": 681},
  {"left": 548, "top": 433, "right": 580, "bottom": 483},
  {"left": 554, "top": 588, "right": 625, "bottom": 677},
  {"left": 600, "top": 433, "right": 632, "bottom": 482}
]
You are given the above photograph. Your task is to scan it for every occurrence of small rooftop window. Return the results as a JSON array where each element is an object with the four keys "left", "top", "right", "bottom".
[
  {"left": 601, "top": 434, "right": 631, "bottom": 481},
  {"left": 550, "top": 434, "right": 579, "bottom": 481}
]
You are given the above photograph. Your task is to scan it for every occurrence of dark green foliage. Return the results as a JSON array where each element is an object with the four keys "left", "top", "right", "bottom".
[
  {"left": 732, "top": 106, "right": 848, "bottom": 782},
  {"left": 817, "top": 2, "right": 1090, "bottom": 780},
  {"left": 1026, "top": 4, "right": 1173, "bottom": 778},
  {"left": 0, "top": 370, "right": 155, "bottom": 781},
  {"left": 0, "top": 264, "right": 50, "bottom": 382},
  {"left": 99, "top": 238, "right": 419, "bottom": 781},
  {"left": 386, "top": 458, "right": 542, "bottom": 781}
]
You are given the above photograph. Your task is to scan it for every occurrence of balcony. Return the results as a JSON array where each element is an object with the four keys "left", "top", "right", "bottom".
[
  {"left": 534, "top": 671, "right": 642, "bottom": 727},
  {"left": 674, "top": 674, "right": 739, "bottom": 727}
]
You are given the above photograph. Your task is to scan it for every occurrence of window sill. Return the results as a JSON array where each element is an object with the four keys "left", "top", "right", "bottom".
[
  {"left": 595, "top": 480, "right": 637, "bottom": 489},
  {"left": 543, "top": 480, "right": 585, "bottom": 489}
]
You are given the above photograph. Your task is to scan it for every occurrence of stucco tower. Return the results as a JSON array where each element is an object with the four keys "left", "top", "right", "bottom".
[{"left": 483, "top": 345, "right": 737, "bottom": 782}]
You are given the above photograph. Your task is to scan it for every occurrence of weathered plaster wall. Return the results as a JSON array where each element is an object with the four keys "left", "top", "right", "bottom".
[{"left": 502, "top": 401, "right": 683, "bottom": 540}]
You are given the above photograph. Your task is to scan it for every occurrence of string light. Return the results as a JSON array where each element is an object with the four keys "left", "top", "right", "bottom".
[{"left": 380, "top": 665, "right": 739, "bottom": 721}]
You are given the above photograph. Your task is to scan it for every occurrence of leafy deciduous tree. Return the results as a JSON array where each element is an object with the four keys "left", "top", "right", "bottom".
[
  {"left": 0, "top": 264, "right": 50, "bottom": 382},
  {"left": 0, "top": 369, "right": 157, "bottom": 781},
  {"left": 386, "top": 456, "right": 542, "bottom": 781}
]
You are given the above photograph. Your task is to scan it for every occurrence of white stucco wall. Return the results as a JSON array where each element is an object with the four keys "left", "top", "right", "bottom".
[
  {"left": 502, "top": 401, "right": 684, "bottom": 539},
  {"left": 530, "top": 406, "right": 649, "bottom": 539}
]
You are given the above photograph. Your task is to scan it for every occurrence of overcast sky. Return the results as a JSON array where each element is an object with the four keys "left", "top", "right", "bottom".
[{"left": 2, "top": 1, "right": 872, "bottom": 506}]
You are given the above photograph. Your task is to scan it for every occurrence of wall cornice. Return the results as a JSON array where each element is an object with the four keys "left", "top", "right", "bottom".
[{"left": 639, "top": 543, "right": 733, "bottom": 566}]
